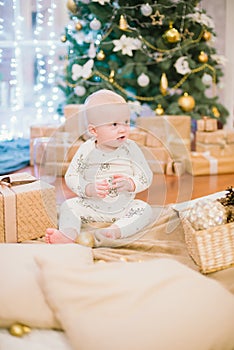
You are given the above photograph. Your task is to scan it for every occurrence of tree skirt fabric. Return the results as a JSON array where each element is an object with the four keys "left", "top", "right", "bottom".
[{"left": 0, "top": 138, "right": 30, "bottom": 175}]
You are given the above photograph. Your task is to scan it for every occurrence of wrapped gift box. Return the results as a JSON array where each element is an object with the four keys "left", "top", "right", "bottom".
[
  {"left": 129, "top": 128, "right": 146, "bottom": 146},
  {"left": 196, "top": 117, "right": 218, "bottom": 132},
  {"left": 0, "top": 172, "right": 57, "bottom": 243},
  {"left": 166, "top": 159, "right": 186, "bottom": 176},
  {"left": 145, "top": 132, "right": 164, "bottom": 148},
  {"left": 196, "top": 130, "right": 234, "bottom": 144},
  {"left": 136, "top": 115, "right": 191, "bottom": 158},
  {"left": 226, "top": 130, "right": 234, "bottom": 143},
  {"left": 196, "top": 142, "right": 234, "bottom": 157},
  {"left": 46, "top": 139, "right": 83, "bottom": 163},
  {"left": 30, "top": 123, "right": 64, "bottom": 165},
  {"left": 195, "top": 130, "right": 234, "bottom": 157},
  {"left": 146, "top": 146, "right": 169, "bottom": 162},
  {"left": 30, "top": 123, "right": 62, "bottom": 138},
  {"left": 64, "top": 104, "right": 84, "bottom": 119},
  {"left": 140, "top": 146, "right": 166, "bottom": 174},
  {"left": 196, "top": 130, "right": 226, "bottom": 144},
  {"left": 46, "top": 162, "right": 70, "bottom": 177},
  {"left": 63, "top": 104, "right": 89, "bottom": 140},
  {"left": 186, "top": 152, "right": 234, "bottom": 176}
]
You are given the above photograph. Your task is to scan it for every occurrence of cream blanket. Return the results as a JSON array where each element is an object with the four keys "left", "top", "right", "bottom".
[{"left": 92, "top": 205, "right": 234, "bottom": 294}]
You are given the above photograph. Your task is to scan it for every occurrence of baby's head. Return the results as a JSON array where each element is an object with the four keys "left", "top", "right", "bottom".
[{"left": 84, "top": 89, "right": 130, "bottom": 127}]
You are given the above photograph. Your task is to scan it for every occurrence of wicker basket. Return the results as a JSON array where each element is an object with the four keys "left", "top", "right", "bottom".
[{"left": 180, "top": 213, "right": 234, "bottom": 274}]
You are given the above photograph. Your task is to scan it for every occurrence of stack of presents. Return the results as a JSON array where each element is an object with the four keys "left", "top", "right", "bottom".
[{"left": 29, "top": 105, "right": 234, "bottom": 177}]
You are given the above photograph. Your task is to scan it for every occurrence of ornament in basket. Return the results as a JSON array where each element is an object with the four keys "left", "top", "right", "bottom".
[{"left": 180, "top": 189, "right": 234, "bottom": 274}]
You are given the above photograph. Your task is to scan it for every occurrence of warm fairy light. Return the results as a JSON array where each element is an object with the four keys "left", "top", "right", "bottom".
[{"left": 0, "top": 0, "right": 66, "bottom": 139}]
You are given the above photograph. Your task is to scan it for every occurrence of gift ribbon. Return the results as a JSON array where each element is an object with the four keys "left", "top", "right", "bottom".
[
  {"left": 192, "top": 151, "right": 218, "bottom": 174},
  {"left": 0, "top": 176, "right": 36, "bottom": 242}
]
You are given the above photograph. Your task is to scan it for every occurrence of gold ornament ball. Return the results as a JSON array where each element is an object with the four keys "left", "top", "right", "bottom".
[
  {"left": 165, "top": 27, "right": 180, "bottom": 43},
  {"left": 66, "top": 0, "right": 77, "bottom": 14},
  {"left": 96, "top": 50, "right": 105, "bottom": 61},
  {"left": 22, "top": 325, "right": 31, "bottom": 334},
  {"left": 9, "top": 324, "right": 25, "bottom": 337},
  {"left": 178, "top": 92, "right": 195, "bottom": 112},
  {"left": 202, "top": 30, "right": 211, "bottom": 41},
  {"left": 75, "top": 232, "right": 95, "bottom": 247},
  {"left": 212, "top": 106, "right": 220, "bottom": 118},
  {"left": 155, "top": 104, "right": 164, "bottom": 116},
  {"left": 60, "top": 35, "right": 67, "bottom": 43},
  {"left": 198, "top": 51, "right": 208, "bottom": 63},
  {"left": 75, "top": 22, "right": 82, "bottom": 31}
]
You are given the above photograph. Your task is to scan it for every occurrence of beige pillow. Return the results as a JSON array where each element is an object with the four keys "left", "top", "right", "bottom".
[
  {"left": 36, "top": 257, "right": 234, "bottom": 350},
  {"left": 0, "top": 243, "right": 93, "bottom": 329}
]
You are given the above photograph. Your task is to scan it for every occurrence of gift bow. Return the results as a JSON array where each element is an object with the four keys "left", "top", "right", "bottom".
[{"left": 0, "top": 176, "right": 36, "bottom": 187}]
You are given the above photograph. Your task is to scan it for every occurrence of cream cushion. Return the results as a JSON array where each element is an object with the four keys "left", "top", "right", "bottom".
[
  {"left": 0, "top": 243, "right": 93, "bottom": 329},
  {"left": 36, "top": 257, "right": 234, "bottom": 350}
]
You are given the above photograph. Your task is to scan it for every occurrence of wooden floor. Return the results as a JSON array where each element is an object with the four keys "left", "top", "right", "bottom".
[{"left": 17, "top": 166, "right": 234, "bottom": 206}]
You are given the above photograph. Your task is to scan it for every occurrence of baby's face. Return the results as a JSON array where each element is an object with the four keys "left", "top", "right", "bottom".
[
  {"left": 94, "top": 116, "right": 130, "bottom": 150},
  {"left": 88, "top": 104, "right": 130, "bottom": 150}
]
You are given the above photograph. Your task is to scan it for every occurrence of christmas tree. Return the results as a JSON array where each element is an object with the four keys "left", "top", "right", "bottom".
[{"left": 58, "top": 0, "right": 228, "bottom": 125}]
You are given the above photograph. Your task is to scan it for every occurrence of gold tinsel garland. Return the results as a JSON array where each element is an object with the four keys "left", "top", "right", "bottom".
[{"left": 65, "top": 63, "right": 216, "bottom": 103}]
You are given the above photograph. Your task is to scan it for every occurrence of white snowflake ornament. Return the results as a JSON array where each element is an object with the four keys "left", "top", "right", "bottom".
[
  {"left": 72, "top": 59, "right": 94, "bottom": 80},
  {"left": 113, "top": 35, "right": 141, "bottom": 57}
]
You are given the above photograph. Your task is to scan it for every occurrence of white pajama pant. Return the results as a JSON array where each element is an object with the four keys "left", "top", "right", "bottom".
[{"left": 59, "top": 197, "right": 153, "bottom": 239}]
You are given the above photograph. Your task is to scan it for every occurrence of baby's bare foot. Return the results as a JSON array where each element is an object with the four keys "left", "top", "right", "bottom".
[
  {"left": 45, "top": 228, "right": 74, "bottom": 244},
  {"left": 96, "top": 226, "right": 121, "bottom": 240}
]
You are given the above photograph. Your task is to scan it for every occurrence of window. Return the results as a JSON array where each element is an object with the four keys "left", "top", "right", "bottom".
[{"left": 0, "top": 0, "right": 68, "bottom": 140}]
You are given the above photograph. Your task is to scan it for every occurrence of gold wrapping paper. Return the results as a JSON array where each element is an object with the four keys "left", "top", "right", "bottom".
[
  {"left": 136, "top": 115, "right": 191, "bottom": 139},
  {"left": 30, "top": 124, "right": 64, "bottom": 165},
  {"left": 146, "top": 146, "right": 169, "bottom": 162},
  {"left": 140, "top": 146, "right": 166, "bottom": 173},
  {"left": 197, "top": 118, "right": 218, "bottom": 132},
  {"left": 196, "top": 130, "right": 226, "bottom": 144},
  {"left": 0, "top": 173, "right": 57, "bottom": 242},
  {"left": 168, "top": 138, "right": 191, "bottom": 159},
  {"left": 145, "top": 133, "right": 164, "bottom": 148},
  {"left": 30, "top": 124, "right": 61, "bottom": 138},
  {"left": 226, "top": 131, "right": 234, "bottom": 144},
  {"left": 64, "top": 104, "right": 84, "bottom": 119},
  {"left": 186, "top": 152, "right": 234, "bottom": 176},
  {"left": 46, "top": 162, "right": 70, "bottom": 177},
  {"left": 136, "top": 116, "right": 191, "bottom": 158},
  {"left": 166, "top": 159, "right": 186, "bottom": 176},
  {"left": 129, "top": 128, "right": 146, "bottom": 145},
  {"left": 64, "top": 104, "right": 88, "bottom": 140},
  {"left": 196, "top": 142, "right": 234, "bottom": 157},
  {"left": 196, "top": 130, "right": 234, "bottom": 144}
]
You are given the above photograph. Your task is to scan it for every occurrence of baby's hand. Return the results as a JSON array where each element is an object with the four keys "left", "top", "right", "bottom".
[
  {"left": 112, "top": 175, "right": 135, "bottom": 193},
  {"left": 86, "top": 180, "right": 109, "bottom": 198}
]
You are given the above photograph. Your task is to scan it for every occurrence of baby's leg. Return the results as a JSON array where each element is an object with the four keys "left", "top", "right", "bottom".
[
  {"left": 111, "top": 200, "right": 153, "bottom": 239},
  {"left": 45, "top": 198, "right": 82, "bottom": 244},
  {"left": 95, "top": 224, "right": 121, "bottom": 240},
  {"left": 45, "top": 228, "right": 75, "bottom": 244}
]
